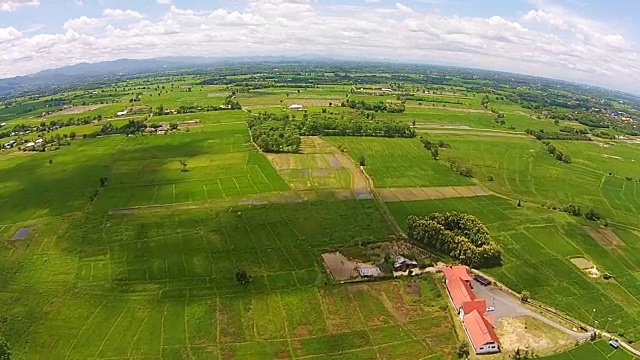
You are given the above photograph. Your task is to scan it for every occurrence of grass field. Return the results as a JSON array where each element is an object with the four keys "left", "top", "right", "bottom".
[
  {"left": 541, "top": 340, "right": 638, "bottom": 360},
  {"left": 387, "top": 195, "right": 640, "bottom": 342},
  {"left": 425, "top": 133, "right": 640, "bottom": 227},
  {"left": 326, "top": 137, "right": 474, "bottom": 188}
]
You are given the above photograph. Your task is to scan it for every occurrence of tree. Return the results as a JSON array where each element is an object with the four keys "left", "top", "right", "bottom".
[
  {"left": 456, "top": 342, "right": 470, "bottom": 358},
  {"left": 358, "top": 155, "right": 366, "bottom": 167},
  {"left": 235, "top": 269, "right": 252, "bottom": 284},
  {"left": 517, "top": 199, "right": 522, "bottom": 207},
  {"left": 0, "top": 337, "right": 11, "bottom": 360},
  {"left": 511, "top": 348, "right": 535, "bottom": 360},
  {"left": 520, "top": 290, "right": 530, "bottom": 303},
  {"left": 431, "top": 147, "right": 439, "bottom": 160},
  {"left": 486, "top": 175, "right": 494, "bottom": 182},
  {"left": 178, "top": 160, "right": 188, "bottom": 172},
  {"left": 69, "top": 131, "right": 77, "bottom": 139}
]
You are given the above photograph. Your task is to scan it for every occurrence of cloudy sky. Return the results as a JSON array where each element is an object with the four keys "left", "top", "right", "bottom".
[{"left": 0, "top": 0, "right": 639, "bottom": 93}]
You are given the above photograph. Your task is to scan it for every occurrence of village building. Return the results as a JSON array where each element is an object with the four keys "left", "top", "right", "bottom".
[
  {"left": 289, "top": 104, "right": 304, "bottom": 111},
  {"left": 393, "top": 256, "right": 418, "bottom": 271},
  {"left": 443, "top": 265, "right": 500, "bottom": 354}
]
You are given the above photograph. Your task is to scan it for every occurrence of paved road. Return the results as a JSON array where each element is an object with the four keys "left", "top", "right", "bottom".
[{"left": 471, "top": 279, "right": 590, "bottom": 340}]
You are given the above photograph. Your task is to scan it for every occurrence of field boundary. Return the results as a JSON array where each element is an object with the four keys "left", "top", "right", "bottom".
[{"left": 378, "top": 185, "right": 492, "bottom": 202}]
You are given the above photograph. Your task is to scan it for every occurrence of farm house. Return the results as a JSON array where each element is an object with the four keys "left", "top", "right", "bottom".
[
  {"left": 443, "top": 265, "right": 500, "bottom": 354},
  {"left": 289, "top": 104, "right": 304, "bottom": 110},
  {"left": 393, "top": 256, "right": 418, "bottom": 271}
]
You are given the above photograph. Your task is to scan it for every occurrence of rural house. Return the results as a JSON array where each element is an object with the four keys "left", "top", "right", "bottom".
[
  {"left": 289, "top": 104, "right": 304, "bottom": 111},
  {"left": 393, "top": 256, "right": 418, "bottom": 271},
  {"left": 443, "top": 265, "right": 500, "bottom": 354}
]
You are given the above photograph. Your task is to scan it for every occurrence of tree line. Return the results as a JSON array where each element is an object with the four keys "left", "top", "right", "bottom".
[
  {"left": 407, "top": 212, "right": 501, "bottom": 268},
  {"left": 247, "top": 112, "right": 415, "bottom": 153},
  {"left": 341, "top": 99, "right": 406, "bottom": 113},
  {"left": 543, "top": 141, "right": 572, "bottom": 164},
  {"left": 84, "top": 120, "right": 147, "bottom": 138},
  {"left": 525, "top": 128, "right": 591, "bottom": 141}
]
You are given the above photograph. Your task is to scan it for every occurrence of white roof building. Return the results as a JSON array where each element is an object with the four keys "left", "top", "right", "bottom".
[
  {"left": 289, "top": 104, "right": 304, "bottom": 110},
  {"left": 25, "top": 142, "right": 35, "bottom": 147}
]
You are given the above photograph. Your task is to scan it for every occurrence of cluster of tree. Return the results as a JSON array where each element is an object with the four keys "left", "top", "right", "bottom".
[
  {"left": 525, "top": 129, "right": 591, "bottom": 141},
  {"left": 592, "top": 130, "right": 616, "bottom": 140},
  {"left": 480, "top": 95, "right": 491, "bottom": 109},
  {"left": 448, "top": 158, "right": 473, "bottom": 178},
  {"left": 0, "top": 116, "right": 98, "bottom": 140},
  {"left": 84, "top": 120, "right": 147, "bottom": 138},
  {"left": 341, "top": 99, "right": 406, "bottom": 113},
  {"left": 542, "top": 203, "right": 603, "bottom": 222},
  {"left": 247, "top": 113, "right": 302, "bottom": 153},
  {"left": 559, "top": 126, "right": 589, "bottom": 135},
  {"left": 420, "top": 136, "right": 450, "bottom": 160},
  {"left": 406, "top": 212, "right": 501, "bottom": 268},
  {"left": 543, "top": 141, "right": 572, "bottom": 164}
]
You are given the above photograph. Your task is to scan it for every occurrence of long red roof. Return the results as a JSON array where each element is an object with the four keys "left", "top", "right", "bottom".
[{"left": 463, "top": 309, "right": 501, "bottom": 348}]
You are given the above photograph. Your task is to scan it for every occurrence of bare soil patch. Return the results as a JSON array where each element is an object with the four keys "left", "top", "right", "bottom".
[
  {"left": 406, "top": 104, "right": 491, "bottom": 113},
  {"left": 379, "top": 185, "right": 491, "bottom": 202},
  {"left": 496, "top": 316, "right": 574, "bottom": 355},
  {"left": 570, "top": 257, "right": 594, "bottom": 270},
  {"left": 321, "top": 252, "right": 378, "bottom": 281},
  {"left": 584, "top": 226, "right": 624, "bottom": 247},
  {"left": 300, "top": 136, "right": 339, "bottom": 154},
  {"left": 50, "top": 104, "right": 108, "bottom": 116},
  {"left": 264, "top": 137, "right": 371, "bottom": 196}
]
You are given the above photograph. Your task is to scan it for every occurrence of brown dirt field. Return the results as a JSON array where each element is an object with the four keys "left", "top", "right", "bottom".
[
  {"left": 496, "top": 316, "right": 574, "bottom": 355},
  {"left": 287, "top": 99, "right": 336, "bottom": 107},
  {"left": 332, "top": 189, "right": 355, "bottom": 200},
  {"left": 321, "top": 252, "right": 359, "bottom": 280},
  {"left": 50, "top": 104, "right": 108, "bottom": 116},
  {"left": 584, "top": 226, "right": 624, "bottom": 247},
  {"left": 379, "top": 185, "right": 491, "bottom": 202},
  {"left": 406, "top": 105, "right": 491, "bottom": 113},
  {"left": 570, "top": 257, "right": 595, "bottom": 270},
  {"left": 263, "top": 136, "right": 371, "bottom": 195},
  {"left": 300, "top": 136, "right": 339, "bottom": 154}
]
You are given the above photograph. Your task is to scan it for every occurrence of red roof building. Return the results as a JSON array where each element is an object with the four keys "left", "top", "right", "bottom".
[
  {"left": 463, "top": 310, "right": 501, "bottom": 354},
  {"left": 442, "top": 265, "right": 501, "bottom": 354}
]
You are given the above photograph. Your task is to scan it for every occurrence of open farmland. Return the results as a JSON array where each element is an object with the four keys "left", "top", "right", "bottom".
[
  {"left": 387, "top": 195, "right": 640, "bottom": 342},
  {"left": 327, "top": 137, "right": 474, "bottom": 188},
  {"left": 540, "top": 340, "right": 638, "bottom": 360},
  {"left": 2, "top": 64, "right": 640, "bottom": 359},
  {"left": 417, "top": 133, "right": 640, "bottom": 227}
]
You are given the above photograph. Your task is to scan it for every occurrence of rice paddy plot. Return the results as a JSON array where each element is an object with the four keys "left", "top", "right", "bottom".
[
  {"left": 326, "top": 136, "right": 474, "bottom": 188},
  {"left": 429, "top": 133, "right": 640, "bottom": 227}
]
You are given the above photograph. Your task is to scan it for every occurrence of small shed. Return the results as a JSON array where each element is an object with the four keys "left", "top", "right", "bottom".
[
  {"left": 358, "top": 267, "right": 382, "bottom": 278},
  {"left": 25, "top": 142, "right": 36, "bottom": 148},
  {"left": 394, "top": 256, "right": 418, "bottom": 271},
  {"left": 289, "top": 104, "right": 304, "bottom": 111}
]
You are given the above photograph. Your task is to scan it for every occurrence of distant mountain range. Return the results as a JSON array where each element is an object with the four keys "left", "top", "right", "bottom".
[{"left": 0, "top": 56, "right": 335, "bottom": 99}]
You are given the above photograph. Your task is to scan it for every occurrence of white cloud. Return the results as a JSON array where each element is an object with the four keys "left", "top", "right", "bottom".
[
  {"left": 395, "top": 3, "right": 413, "bottom": 14},
  {"left": 0, "top": 0, "right": 39, "bottom": 12},
  {"left": 63, "top": 16, "right": 102, "bottom": 31},
  {"left": 0, "top": 0, "right": 639, "bottom": 93},
  {"left": 0, "top": 26, "right": 22, "bottom": 43},
  {"left": 102, "top": 8, "right": 144, "bottom": 20},
  {"left": 156, "top": 0, "right": 171, "bottom": 4}
]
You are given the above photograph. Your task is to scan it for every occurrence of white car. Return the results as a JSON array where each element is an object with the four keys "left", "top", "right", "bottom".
[{"left": 486, "top": 306, "right": 495, "bottom": 312}]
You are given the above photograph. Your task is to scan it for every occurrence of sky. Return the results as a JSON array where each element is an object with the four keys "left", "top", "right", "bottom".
[{"left": 0, "top": 0, "right": 639, "bottom": 94}]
